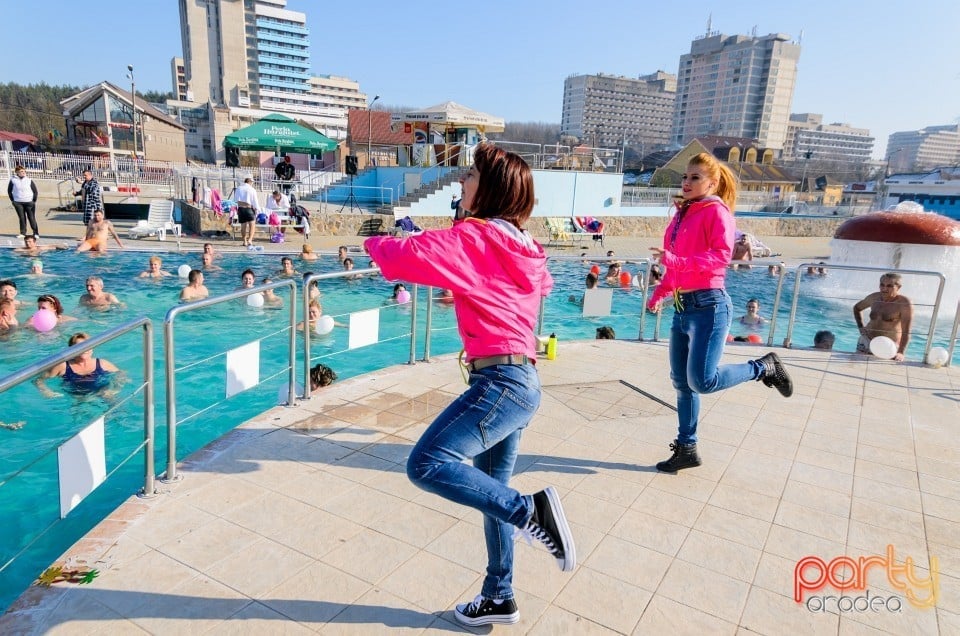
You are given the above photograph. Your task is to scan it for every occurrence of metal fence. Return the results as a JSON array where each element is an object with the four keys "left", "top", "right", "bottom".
[
  {"left": 162, "top": 279, "right": 298, "bottom": 482},
  {"left": 0, "top": 318, "right": 155, "bottom": 576}
]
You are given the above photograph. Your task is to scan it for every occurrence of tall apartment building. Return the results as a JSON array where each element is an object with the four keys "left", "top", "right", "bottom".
[
  {"left": 886, "top": 125, "right": 960, "bottom": 172},
  {"left": 560, "top": 71, "right": 676, "bottom": 151},
  {"left": 673, "top": 30, "right": 800, "bottom": 152},
  {"left": 180, "top": 0, "right": 318, "bottom": 111},
  {"left": 176, "top": 0, "right": 366, "bottom": 161},
  {"left": 783, "top": 113, "right": 874, "bottom": 163}
]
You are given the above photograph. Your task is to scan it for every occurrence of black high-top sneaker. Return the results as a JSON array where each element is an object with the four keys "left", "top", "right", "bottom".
[
  {"left": 517, "top": 487, "right": 576, "bottom": 572},
  {"left": 656, "top": 439, "right": 702, "bottom": 472},
  {"left": 757, "top": 352, "right": 793, "bottom": 397},
  {"left": 454, "top": 595, "right": 519, "bottom": 626}
]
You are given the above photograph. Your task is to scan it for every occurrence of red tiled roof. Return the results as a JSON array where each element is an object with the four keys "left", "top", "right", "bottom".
[
  {"left": 0, "top": 130, "right": 38, "bottom": 143},
  {"left": 347, "top": 110, "right": 412, "bottom": 146}
]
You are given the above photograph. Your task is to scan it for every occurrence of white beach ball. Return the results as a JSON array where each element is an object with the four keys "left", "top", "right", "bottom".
[
  {"left": 927, "top": 347, "right": 949, "bottom": 367},
  {"left": 178, "top": 264, "right": 191, "bottom": 278},
  {"left": 314, "top": 315, "right": 335, "bottom": 335},
  {"left": 246, "top": 293, "right": 265, "bottom": 308},
  {"left": 869, "top": 336, "right": 897, "bottom": 360}
]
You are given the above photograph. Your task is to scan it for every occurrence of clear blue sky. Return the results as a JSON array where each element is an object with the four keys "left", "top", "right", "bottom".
[{"left": 6, "top": 0, "right": 959, "bottom": 158}]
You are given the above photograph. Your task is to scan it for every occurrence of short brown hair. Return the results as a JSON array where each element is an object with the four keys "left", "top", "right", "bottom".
[
  {"left": 467, "top": 144, "right": 534, "bottom": 227},
  {"left": 309, "top": 363, "right": 337, "bottom": 388},
  {"left": 68, "top": 332, "right": 90, "bottom": 347}
]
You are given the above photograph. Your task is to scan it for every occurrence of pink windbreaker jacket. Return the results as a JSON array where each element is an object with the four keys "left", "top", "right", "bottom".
[
  {"left": 648, "top": 195, "right": 735, "bottom": 309},
  {"left": 365, "top": 218, "right": 553, "bottom": 362}
]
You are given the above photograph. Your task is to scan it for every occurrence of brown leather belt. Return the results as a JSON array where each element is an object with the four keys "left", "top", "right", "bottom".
[{"left": 467, "top": 354, "right": 530, "bottom": 372}]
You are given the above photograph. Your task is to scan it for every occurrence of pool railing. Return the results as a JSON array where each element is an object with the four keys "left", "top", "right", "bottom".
[
  {"left": 949, "top": 299, "right": 960, "bottom": 366},
  {"left": 0, "top": 317, "right": 156, "bottom": 576},
  {"left": 783, "top": 263, "right": 946, "bottom": 365},
  {"left": 300, "top": 268, "right": 419, "bottom": 401},
  {"left": 162, "top": 278, "right": 299, "bottom": 483}
]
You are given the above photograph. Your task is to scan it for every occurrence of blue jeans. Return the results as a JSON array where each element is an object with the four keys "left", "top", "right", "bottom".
[
  {"left": 406, "top": 363, "right": 541, "bottom": 601},
  {"left": 669, "top": 289, "right": 762, "bottom": 445}
]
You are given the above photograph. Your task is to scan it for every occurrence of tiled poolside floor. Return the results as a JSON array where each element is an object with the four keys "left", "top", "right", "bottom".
[{"left": 2, "top": 340, "right": 959, "bottom": 634}]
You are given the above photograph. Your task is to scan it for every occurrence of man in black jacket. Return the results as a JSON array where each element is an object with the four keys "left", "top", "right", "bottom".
[{"left": 275, "top": 156, "right": 296, "bottom": 196}]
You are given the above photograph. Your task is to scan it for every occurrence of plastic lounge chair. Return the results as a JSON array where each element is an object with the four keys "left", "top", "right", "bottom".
[
  {"left": 127, "top": 200, "right": 181, "bottom": 241},
  {"left": 544, "top": 217, "right": 575, "bottom": 247},
  {"left": 572, "top": 216, "right": 605, "bottom": 246}
]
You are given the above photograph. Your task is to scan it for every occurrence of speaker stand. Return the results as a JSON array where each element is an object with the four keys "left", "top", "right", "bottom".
[{"left": 338, "top": 175, "right": 362, "bottom": 214}]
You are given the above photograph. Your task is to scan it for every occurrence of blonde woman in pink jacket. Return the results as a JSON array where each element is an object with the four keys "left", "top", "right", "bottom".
[
  {"left": 365, "top": 144, "right": 574, "bottom": 627},
  {"left": 647, "top": 152, "right": 793, "bottom": 473}
]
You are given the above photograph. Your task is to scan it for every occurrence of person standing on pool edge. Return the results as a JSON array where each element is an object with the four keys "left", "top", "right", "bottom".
[
  {"left": 647, "top": 152, "right": 794, "bottom": 473},
  {"left": 364, "top": 144, "right": 575, "bottom": 627}
]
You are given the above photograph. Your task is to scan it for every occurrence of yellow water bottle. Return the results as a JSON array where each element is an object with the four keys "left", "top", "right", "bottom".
[{"left": 546, "top": 333, "right": 558, "bottom": 360}]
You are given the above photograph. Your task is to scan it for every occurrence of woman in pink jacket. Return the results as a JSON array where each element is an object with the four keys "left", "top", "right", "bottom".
[
  {"left": 365, "top": 144, "right": 575, "bottom": 627},
  {"left": 647, "top": 153, "right": 793, "bottom": 473}
]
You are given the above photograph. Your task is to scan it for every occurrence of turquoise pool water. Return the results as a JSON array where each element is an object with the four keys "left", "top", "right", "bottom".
[{"left": 0, "top": 248, "right": 955, "bottom": 609}]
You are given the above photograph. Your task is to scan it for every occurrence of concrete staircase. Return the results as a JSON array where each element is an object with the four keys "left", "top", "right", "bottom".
[{"left": 374, "top": 167, "right": 468, "bottom": 216}]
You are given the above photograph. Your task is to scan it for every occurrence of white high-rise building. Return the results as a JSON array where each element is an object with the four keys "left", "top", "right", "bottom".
[
  {"left": 784, "top": 113, "right": 874, "bottom": 163},
  {"left": 176, "top": 0, "right": 367, "bottom": 161},
  {"left": 886, "top": 125, "right": 960, "bottom": 172},
  {"left": 560, "top": 72, "right": 676, "bottom": 151},
  {"left": 673, "top": 29, "right": 800, "bottom": 152}
]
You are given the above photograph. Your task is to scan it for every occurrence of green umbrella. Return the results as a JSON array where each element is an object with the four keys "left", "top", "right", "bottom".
[{"left": 223, "top": 113, "right": 338, "bottom": 153}]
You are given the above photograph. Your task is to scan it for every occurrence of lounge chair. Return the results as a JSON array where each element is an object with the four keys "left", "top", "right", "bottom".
[
  {"left": 572, "top": 216, "right": 605, "bottom": 246},
  {"left": 544, "top": 217, "right": 578, "bottom": 248},
  {"left": 127, "top": 200, "right": 181, "bottom": 241}
]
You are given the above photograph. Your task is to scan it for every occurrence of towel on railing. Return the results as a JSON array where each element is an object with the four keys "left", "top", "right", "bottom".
[{"left": 210, "top": 188, "right": 222, "bottom": 215}]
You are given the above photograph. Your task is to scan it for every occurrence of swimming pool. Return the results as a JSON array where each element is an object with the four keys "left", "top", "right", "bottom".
[{"left": 0, "top": 248, "right": 955, "bottom": 609}]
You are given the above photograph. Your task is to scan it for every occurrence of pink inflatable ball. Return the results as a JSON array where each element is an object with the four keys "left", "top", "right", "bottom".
[
  {"left": 396, "top": 290, "right": 411, "bottom": 304},
  {"left": 746, "top": 333, "right": 763, "bottom": 344},
  {"left": 619, "top": 271, "right": 632, "bottom": 287},
  {"left": 32, "top": 308, "right": 58, "bottom": 332}
]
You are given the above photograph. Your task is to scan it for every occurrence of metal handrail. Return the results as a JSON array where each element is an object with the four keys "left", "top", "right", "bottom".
[
  {"left": 0, "top": 317, "right": 156, "bottom": 497},
  {"left": 947, "top": 300, "right": 959, "bottom": 368},
  {"left": 300, "top": 268, "right": 419, "bottom": 400},
  {"left": 163, "top": 280, "right": 297, "bottom": 482},
  {"left": 783, "top": 263, "right": 946, "bottom": 363}
]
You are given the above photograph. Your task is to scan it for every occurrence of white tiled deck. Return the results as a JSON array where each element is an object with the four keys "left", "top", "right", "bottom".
[{"left": 3, "top": 341, "right": 959, "bottom": 634}]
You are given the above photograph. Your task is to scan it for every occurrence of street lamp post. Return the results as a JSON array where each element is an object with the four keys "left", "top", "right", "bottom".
[
  {"left": 126, "top": 65, "right": 137, "bottom": 160},
  {"left": 367, "top": 95, "right": 380, "bottom": 168}
]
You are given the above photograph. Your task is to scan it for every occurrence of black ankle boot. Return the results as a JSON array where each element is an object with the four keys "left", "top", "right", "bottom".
[
  {"left": 656, "top": 440, "right": 702, "bottom": 473},
  {"left": 757, "top": 352, "right": 793, "bottom": 397}
]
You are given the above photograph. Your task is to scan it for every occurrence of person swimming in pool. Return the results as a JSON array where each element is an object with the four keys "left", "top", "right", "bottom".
[
  {"left": 139, "top": 255, "right": 171, "bottom": 279},
  {"left": 34, "top": 332, "right": 120, "bottom": 397},
  {"left": 27, "top": 293, "right": 77, "bottom": 326}
]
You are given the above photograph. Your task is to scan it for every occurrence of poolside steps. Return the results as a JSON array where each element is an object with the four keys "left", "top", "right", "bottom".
[{"left": 374, "top": 167, "right": 468, "bottom": 216}]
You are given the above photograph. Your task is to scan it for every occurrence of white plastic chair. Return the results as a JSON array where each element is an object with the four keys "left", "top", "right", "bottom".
[{"left": 128, "top": 200, "right": 181, "bottom": 241}]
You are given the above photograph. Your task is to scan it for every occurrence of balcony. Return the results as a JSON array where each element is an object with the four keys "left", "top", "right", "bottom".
[
  {"left": 256, "top": 30, "right": 310, "bottom": 47},
  {"left": 257, "top": 53, "right": 310, "bottom": 69},
  {"left": 255, "top": 17, "right": 309, "bottom": 35}
]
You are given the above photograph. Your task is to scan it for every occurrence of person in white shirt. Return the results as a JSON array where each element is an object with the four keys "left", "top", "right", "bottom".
[
  {"left": 234, "top": 178, "right": 262, "bottom": 247},
  {"left": 8, "top": 165, "right": 40, "bottom": 239},
  {"left": 265, "top": 190, "right": 290, "bottom": 213}
]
